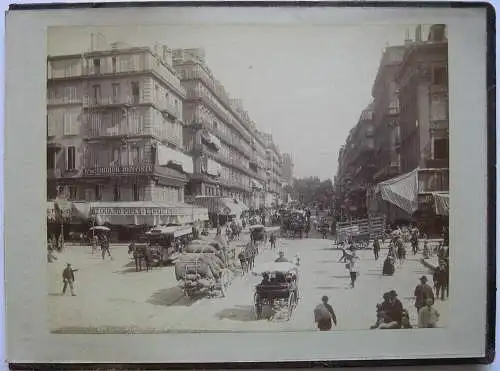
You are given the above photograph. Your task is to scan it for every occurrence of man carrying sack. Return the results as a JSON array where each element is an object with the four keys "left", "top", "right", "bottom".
[{"left": 314, "top": 295, "right": 337, "bottom": 331}]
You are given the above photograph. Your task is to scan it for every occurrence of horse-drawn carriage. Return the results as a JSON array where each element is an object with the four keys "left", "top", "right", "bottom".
[
  {"left": 280, "top": 211, "right": 307, "bottom": 239},
  {"left": 249, "top": 224, "right": 267, "bottom": 245},
  {"left": 128, "top": 225, "right": 193, "bottom": 271},
  {"left": 252, "top": 262, "right": 299, "bottom": 321}
]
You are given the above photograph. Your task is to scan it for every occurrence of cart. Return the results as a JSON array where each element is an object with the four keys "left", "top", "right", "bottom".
[{"left": 252, "top": 262, "right": 299, "bottom": 321}]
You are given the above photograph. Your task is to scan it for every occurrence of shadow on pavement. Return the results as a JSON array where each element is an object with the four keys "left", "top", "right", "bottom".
[
  {"left": 215, "top": 305, "right": 257, "bottom": 322},
  {"left": 147, "top": 286, "right": 199, "bottom": 307},
  {"left": 331, "top": 275, "right": 350, "bottom": 279}
]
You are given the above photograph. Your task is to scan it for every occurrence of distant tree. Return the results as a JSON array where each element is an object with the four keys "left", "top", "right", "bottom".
[{"left": 291, "top": 177, "right": 334, "bottom": 208}]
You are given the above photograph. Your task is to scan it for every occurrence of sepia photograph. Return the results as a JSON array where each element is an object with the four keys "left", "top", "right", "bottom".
[
  {"left": 5, "top": 4, "right": 492, "bottom": 365},
  {"left": 45, "top": 22, "right": 450, "bottom": 334}
]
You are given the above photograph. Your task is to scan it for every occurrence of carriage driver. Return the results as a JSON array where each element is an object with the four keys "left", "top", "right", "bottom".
[{"left": 275, "top": 251, "right": 289, "bottom": 263}]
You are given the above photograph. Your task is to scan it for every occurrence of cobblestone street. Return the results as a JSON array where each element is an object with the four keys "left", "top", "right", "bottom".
[{"left": 48, "top": 236, "right": 448, "bottom": 333}]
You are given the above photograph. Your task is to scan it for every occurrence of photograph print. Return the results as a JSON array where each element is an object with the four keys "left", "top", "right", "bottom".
[{"left": 45, "top": 22, "right": 451, "bottom": 335}]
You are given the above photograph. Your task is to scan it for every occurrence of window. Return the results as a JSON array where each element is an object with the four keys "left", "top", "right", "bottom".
[
  {"left": 95, "top": 185, "right": 103, "bottom": 201},
  {"left": 112, "top": 147, "right": 120, "bottom": 165},
  {"left": 92, "top": 85, "right": 101, "bottom": 103},
  {"left": 63, "top": 112, "right": 79, "bottom": 136},
  {"left": 133, "top": 184, "right": 141, "bottom": 201},
  {"left": 64, "top": 86, "right": 77, "bottom": 102},
  {"left": 131, "top": 82, "right": 140, "bottom": 104},
  {"left": 112, "top": 84, "right": 120, "bottom": 103},
  {"left": 66, "top": 146, "right": 76, "bottom": 170},
  {"left": 150, "top": 145, "right": 157, "bottom": 164},
  {"left": 112, "top": 56, "right": 117, "bottom": 73},
  {"left": 434, "top": 138, "right": 449, "bottom": 160},
  {"left": 130, "top": 146, "right": 141, "bottom": 165},
  {"left": 68, "top": 186, "right": 77, "bottom": 200},
  {"left": 93, "top": 59, "right": 101, "bottom": 74},
  {"left": 433, "top": 66, "right": 448, "bottom": 85},
  {"left": 113, "top": 184, "right": 121, "bottom": 201},
  {"left": 213, "top": 121, "right": 218, "bottom": 130},
  {"left": 47, "top": 150, "right": 56, "bottom": 169}
]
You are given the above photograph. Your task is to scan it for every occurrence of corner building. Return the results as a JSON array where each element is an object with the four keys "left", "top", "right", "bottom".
[
  {"left": 172, "top": 49, "right": 267, "bottom": 208},
  {"left": 47, "top": 42, "right": 198, "bottom": 227}
]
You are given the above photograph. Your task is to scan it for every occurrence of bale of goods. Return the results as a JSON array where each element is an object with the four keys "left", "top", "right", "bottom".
[
  {"left": 184, "top": 244, "right": 217, "bottom": 254},
  {"left": 174, "top": 253, "right": 227, "bottom": 281}
]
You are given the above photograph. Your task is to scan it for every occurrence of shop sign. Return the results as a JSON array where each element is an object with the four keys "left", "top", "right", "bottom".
[
  {"left": 83, "top": 165, "right": 154, "bottom": 177},
  {"left": 91, "top": 207, "right": 182, "bottom": 216}
]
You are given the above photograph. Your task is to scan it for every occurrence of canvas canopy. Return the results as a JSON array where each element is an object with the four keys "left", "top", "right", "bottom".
[
  {"left": 375, "top": 169, "right": 419, "bottom": 215},
  {"left": 433, "top": 192, "right": 449, "bottom": 216},
  {"left": 189, "top": 197, "right": 248, "bottom": 217}
]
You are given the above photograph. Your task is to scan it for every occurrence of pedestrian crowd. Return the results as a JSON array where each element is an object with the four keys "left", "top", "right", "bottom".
[{"left": 317, "top": 224, "right": 449, "bottom": 331}]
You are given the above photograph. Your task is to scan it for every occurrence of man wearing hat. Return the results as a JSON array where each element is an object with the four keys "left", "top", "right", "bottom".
[
  {"left": 62, "top": 263, "right": 78, "bottom": 296},
  {"left": 414, "top": 275, "right": 434, "bottom": 312}
]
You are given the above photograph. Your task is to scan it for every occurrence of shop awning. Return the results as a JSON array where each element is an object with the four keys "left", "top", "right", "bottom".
[
  {"left": 201, "top": 131, "right": 221, "bottom": 151},
  {"left": 251, "top": 179, "right": 264, "bottom": 190},
  {"left": 88, "top": 201, "right": 208, "bottom": 226},
  {"left": 157, "top": 145, "right": 194, "bottom": 174},
  {"left": 221, "top": 198, "right": 249, "bottom": 217},
  {"left": 375, "top": 169, "right": 419, "bottom": 215},
  {"left": 433, "top": 192, "right": 449, "bottom": 216},
  {"left": 206, "top": 159, "right": 221, "bottom": 176},
  {"left": 188, "top": 196, "right": 248, "bottom": 217}
]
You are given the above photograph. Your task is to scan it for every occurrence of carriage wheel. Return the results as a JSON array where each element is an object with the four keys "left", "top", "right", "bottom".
[
  {"left": 253, "top": 292, "right": 262, "bottom": 319},
  {"left": 287, "top": 291, "right": 296, "bottom": 321}
]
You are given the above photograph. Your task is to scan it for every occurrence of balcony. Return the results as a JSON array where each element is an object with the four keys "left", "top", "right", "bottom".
[
  {"left": 47, "top": 97, "right": 83, "bottom": 106},
  {"left": 179, "top": 67, "right": 252, "bottom": 131},
  {"left": 81, "top": 58, "right": 185, "bottom": 97},
  {"left": 84, "top": 95, "right": 182, "bottom": 120},
  {"left": 47, "top": 168, "right": 62, "bottom": 179},
  {"left": 80, "top": 164, "right": 187, "bottom": 182},
  {"left": 185, "top": 87, "right": 252, "bottom": 143},
  {"left": 83, "top": 95, "right": 136, "bottom": 108},
  {"left": 85, "top": 119, "right": 182, "bottom": 147}
]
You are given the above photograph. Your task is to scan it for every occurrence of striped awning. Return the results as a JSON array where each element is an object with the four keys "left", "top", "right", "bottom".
[
  {"left": 47, "top": 199, "right": 73, "bottom": 222},
  {"left": 188, "top": 196, "right": 248, "bottom": 217},
  {"left": 157, "top": 145, "right": 194, "bottom": 174},
  {"left": 251, "top": 179, "right": 264, "bottom": 190},
  {"left": 433, "top": 192, "right": 449, "bottom": 216},
  {"left": 375, "top": 169, "right": 419, "bottom": 215}
]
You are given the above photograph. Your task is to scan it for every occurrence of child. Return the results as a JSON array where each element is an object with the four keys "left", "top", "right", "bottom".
[
  {"left": 418, "top": 298, "right": 440, "bottom": 328},
  {"left": 269, "top": 233, "right": 277, "bottom": 249}
]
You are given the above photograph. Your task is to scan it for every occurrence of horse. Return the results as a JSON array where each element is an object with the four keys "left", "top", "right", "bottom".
[
  {"left": 238, "top": 244, "right": 258, "bottom": 275},
  {"left": 128, "top": 243, "right": 152, "bottom": 272}
]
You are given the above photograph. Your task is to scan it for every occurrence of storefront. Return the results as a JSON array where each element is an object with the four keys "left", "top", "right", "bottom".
[
  {"left": 374, "top": 168, "right": 449, "bottom": 236},
  {"left": 188, "top": 196, "right": 249, "bottom": 226}
]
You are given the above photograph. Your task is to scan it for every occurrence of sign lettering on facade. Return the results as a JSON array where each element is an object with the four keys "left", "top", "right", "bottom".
[
  {"left": 82, "top": 165, "right": 154, "bottom": 177},
  {"left": 91, "top": 207, "right": 184, "bottom": 216}
]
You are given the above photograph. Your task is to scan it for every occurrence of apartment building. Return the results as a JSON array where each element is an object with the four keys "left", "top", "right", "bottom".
[
  {"left": 259, "top": 131, "right": 284, "bottom": 207},
  {"left": 47, "top": 43, "right": 193, "bottom": 209},
  {"left": 172, "top": 48, "right": 268, "bottom": 209}
]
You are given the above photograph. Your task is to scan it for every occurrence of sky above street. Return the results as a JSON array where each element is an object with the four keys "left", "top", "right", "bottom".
[{"left": 48, "top": 24, "right": 424, "bottom": 180}]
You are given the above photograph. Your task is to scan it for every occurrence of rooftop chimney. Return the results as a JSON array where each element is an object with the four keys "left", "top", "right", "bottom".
[
  {"left": 404, "top": 28, "right": 413, "bottom": 46},
  {"left": 415, "top": 25, "right": 422, "bottom": 42}
]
